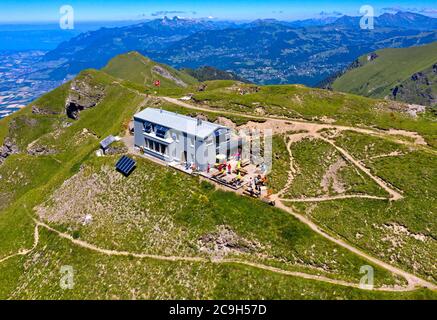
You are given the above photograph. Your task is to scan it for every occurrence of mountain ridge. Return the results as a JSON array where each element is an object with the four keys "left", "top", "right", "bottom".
[
  {"left": 30, "top": 12, "right": 437, "bottom": 86},
  {"left": 328, "top": 42, "right": 437, "bottom": 108}
]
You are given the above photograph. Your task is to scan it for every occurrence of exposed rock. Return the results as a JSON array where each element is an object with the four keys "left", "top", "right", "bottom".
[
  {"left": 66, "top": 76, "right": 105, "bottom": 119},
  {"left": 32, "top": 105, "right": 60, "bottom": 115},
  {"left": 197, "top": 83, "right": 208, "bottom": 92},
  {"left": 27, "top": 145, "right": 57, "bottom": 156},
  {"left": 367, "top": 53, "right": 378, "bottom": 61},
  {"left": 214, "top": 117, "right": 237, "bottom": 129},
  {"left": 320, "top": 157, "right": 347, "bottom": 194},
  {"left": 0, "top": 137, "right": 19, "bottom": 165},
  {"left": 151, "top": 65, "right": 187, "bottom": 88},
  {"left": 198, "top": 225, "right": 261, "bottom": 260},
  {"left": 105, "top": 145, "right": 128, "bottom": 156},
  {"left": 254, "top": 107, "right": 266, "bottom": 115}
]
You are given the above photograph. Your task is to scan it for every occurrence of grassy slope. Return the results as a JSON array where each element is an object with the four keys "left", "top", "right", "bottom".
[
  {"left": 3, "top": 229, "right": 436, "bottom": 300},
  {"left": 102, "top": 51, "right": 198, "bottom": 88},
  {"left": 0, "top": 61, "right": 436, "bottom": 298},
  {"left": 190, "top": 83, "right": 437, "bottom": 148},
  {"left": 290, "top": 131, "right": 437, "bottom": 283},
  {"left": 35, "top": 155, "right": 405, "bottom": 286},
  {"left": 279, "top": 138, "right": 388, "bottom": 199},
  {"left": 332, "top": 42, "right": 437, "bottom": 99}
]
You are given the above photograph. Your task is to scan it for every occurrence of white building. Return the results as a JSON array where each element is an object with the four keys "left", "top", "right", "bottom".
[{"left": 134, "top": 108, "right": 243, "bottom": 171}]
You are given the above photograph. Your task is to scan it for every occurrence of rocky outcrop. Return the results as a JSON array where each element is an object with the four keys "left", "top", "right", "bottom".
[
  {"left": 32, "top": 105, "right": 60, "bottom": 115},
  {"left": 0, "top": 138, "right": 19, "bottom": 165},
  {"left": 66, "top": 77, "right": 105, "bottom": 119},
  {"left": 152, "top": 65, "right": 188, "bottom": 88},
  {"left": 27, "top": 145, "right": 56, "bottom": 156},
  {"left": 198, "top": 225, "right": 261, "bottom": 259},
  {"left": 367, "top": 53, "right": 378, "bottom": 61},
  {"left": 104, "top": 145, "right": 127, "bottom": 156}
]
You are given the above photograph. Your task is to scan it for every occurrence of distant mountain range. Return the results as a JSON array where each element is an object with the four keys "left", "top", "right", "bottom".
[
  {"left": 326, "top": 42, "right": 437, "bottom": 108},
  {"left": 26, "top": 12, "right": 437, "bottom": 87}
]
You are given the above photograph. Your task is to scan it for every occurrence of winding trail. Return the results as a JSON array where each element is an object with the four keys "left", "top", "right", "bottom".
[
  {"left": 319, "top": 137, "right": 403, "bottom": 201},
  {"left": 161, "top": 97, "right": 432, "bottom": 149},
  {"left": 276, "top": 135, "right": 299, "bottom": 198},
  {"left": 269, "top": 134, "right": 435, "bottom": 291},
  {"left": 272, "top": 200, "right": 436, "bottom": 290},
  {"left": 2, "top": 93, "right": 434, "bottom": 295},
  {"left": 161, "top": 96, "right": 436, "bottom": 290},
  {"left": 280, "top": 194, "right": 388, "bottom": 203},
  {"left": 0, "top": 224, "right": 39, "bottom": 264},
  {"left": 26, "top": 219, "right": 428, "bottom": 292}
]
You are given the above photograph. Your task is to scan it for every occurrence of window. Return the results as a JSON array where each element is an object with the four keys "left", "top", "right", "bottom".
[
  {"left": 155, "top": 125, "right": 169, "bottom": 139},
  {"left": 160, "top": 144, "right": 167, "bottom": 154},
  {"left": 144, "top": 121, "right": 152, "bottom": 133}
]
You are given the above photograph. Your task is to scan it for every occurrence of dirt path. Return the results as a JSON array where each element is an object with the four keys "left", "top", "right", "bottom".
[
  {"left": 276, "top": 135, "right": 300, "bottom": 197},
  {"left": 161, "top": 97, "right": 431, "bottom": 148},
  {"left": 164, "top": 96, "right": 436, "bottom": 290},
  {"left": 319, "top": 137, "right": 403, "bottom": 201},
  {"left": 280, "top": 194, "right": 388, "bottom": 202},
  {"left": 29, "top": 219, "right": 428, "bottom": 292},
  {"left": 270, "top": 134, "right": 435, "bottom": 290},
  {"left": 273, "top": 200, "right": 436, "bottom": 290},
  {"left": 0, "top": 224, "right": 39, "bottom": 264}
]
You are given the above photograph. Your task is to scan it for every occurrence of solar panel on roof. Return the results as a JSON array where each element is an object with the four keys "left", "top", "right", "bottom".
[{"left": 115, "top": 156, "right": 136, "bottom": 176}]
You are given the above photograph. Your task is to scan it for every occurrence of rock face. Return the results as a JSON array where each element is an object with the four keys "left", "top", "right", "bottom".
[
  {"left": 0, "top": 138, "right": 19, "bottom": 165},
  {"left": 27, "top": 145, "right": 56, "bottom": 156},
  {"left": 104, "top": 145, "right": 128, "bottom": 156},
  {"left": 152, "top": 65, "right": 188, "bottom": 88},
  {"left": 198, "top": 225, "right": 260, "bottom": 259},
  {"left": 32, "top": 105, "right": 60, "bottom": 115},
  {"left": 66, "top": 77, "right": 105, "bottom": 119}
]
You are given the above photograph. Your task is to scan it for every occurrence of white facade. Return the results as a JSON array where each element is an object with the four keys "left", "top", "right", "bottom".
[{"left": 134, "top": 108, "right": 242, "bottom": 171}]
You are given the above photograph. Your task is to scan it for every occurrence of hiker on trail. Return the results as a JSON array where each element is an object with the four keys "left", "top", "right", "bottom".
[{"left": 227, "top": 163, "right": 232, "bottom": 174}]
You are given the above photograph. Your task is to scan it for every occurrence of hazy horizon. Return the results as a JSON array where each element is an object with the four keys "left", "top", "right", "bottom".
[{"left": 0, "top": 0, "right": 436, "bottom": 23}]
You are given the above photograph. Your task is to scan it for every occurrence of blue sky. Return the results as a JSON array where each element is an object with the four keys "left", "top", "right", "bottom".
[{"left": 0, "top": 0, "right": 436, "bottom": 22}]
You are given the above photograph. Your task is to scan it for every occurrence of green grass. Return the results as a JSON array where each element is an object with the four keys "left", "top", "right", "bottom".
[
  {"left": 35, "top": 155, "right": 402, "bottom": 286},
  {"left": 289, "top": 133, "right": 437, "bottom": 283},
  {"left": 102, "top": 51, "right": 198, "bottom": 88},
  {"left": 189, "top": 83, "right": 437, "bottom": 148},
  {"left": 2, "top": 227, "right": 436, "bottom": 300},
  {"left": 269, "top": 135, "right": 291, "bottom": 192},
  {"left": 158, "top": 102, "right": 264, "bottom": 126},
  {"left": 332, "top": 42, "right": 437, "bottom": 99},
  {"left": 0, "top": 62, "right": 436, "bottom": 299},
  {"left": 278, "top": 137, "right": 387, "bottom": 199},
  {"left": 334, "top": 131, "right": 411, "bottom": 160}
]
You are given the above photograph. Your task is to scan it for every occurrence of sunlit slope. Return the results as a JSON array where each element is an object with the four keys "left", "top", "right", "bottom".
[
  {"left": 102, "top": 51, "right": 198, "bottom": 88},
  {"left": 332, "top": 42, "right": 437, "bottom": 104}
]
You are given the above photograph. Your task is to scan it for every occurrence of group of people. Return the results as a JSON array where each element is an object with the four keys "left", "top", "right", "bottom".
[
  {"left": 249, "top": 174, "right": 267, "bottom": 193},
  {"left": 207, "top": 160, "right": 245, "bottom": 186}
]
